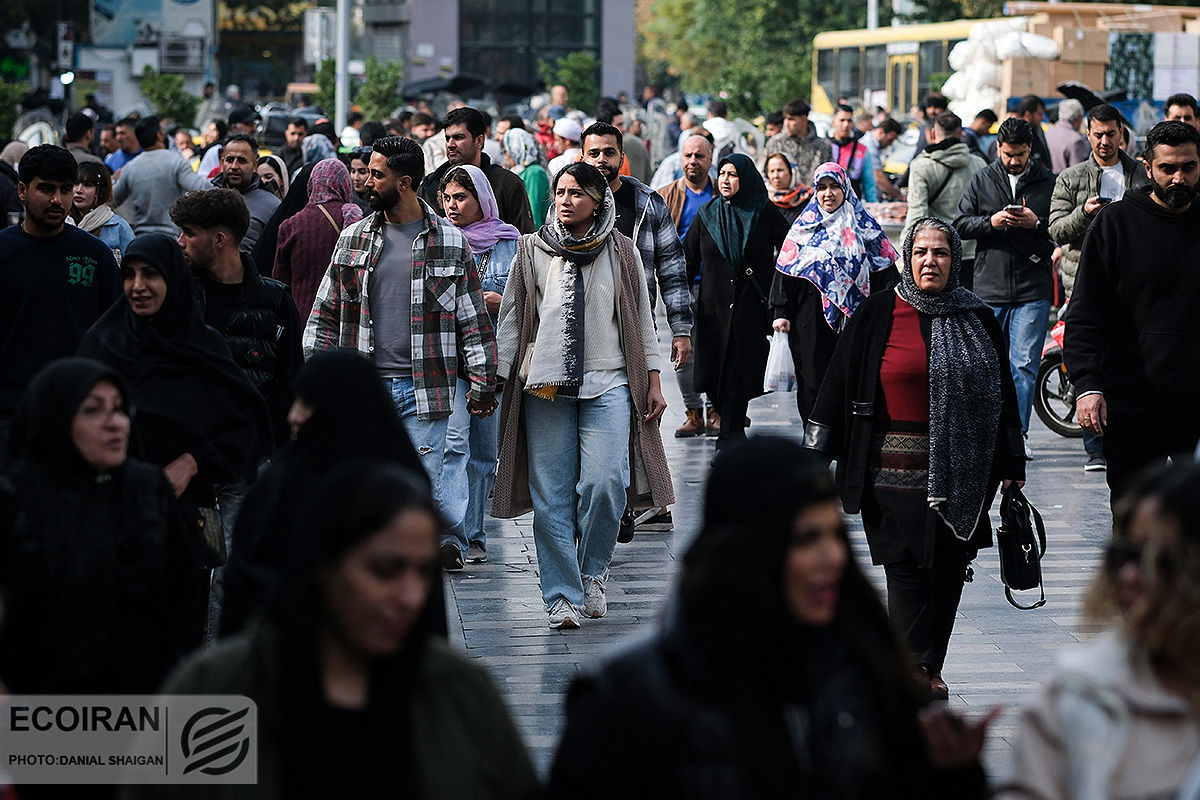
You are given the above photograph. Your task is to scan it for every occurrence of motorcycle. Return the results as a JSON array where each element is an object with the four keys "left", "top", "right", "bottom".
[{"left": 1034, "top": 310, "right": 1083, "bottom": 438}]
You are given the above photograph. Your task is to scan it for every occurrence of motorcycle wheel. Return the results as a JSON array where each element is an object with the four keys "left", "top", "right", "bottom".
[{"left": 1034, "top": 352, "right": 1083, "bottom": 438}]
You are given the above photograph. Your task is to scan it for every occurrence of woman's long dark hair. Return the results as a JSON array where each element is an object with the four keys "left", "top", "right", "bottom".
[
  {"left": 273, "top": 461, "right": 446, "bottom": 795},
  {"left": 677, "top": 437, "right": 924, "bottom": 789},
  {"left": 70, "top": 161, "right": 113, "bottom": 223}
]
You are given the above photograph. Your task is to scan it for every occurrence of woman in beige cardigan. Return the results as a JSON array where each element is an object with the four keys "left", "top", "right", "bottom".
[{"left": 491, "top": 162, "right": 674, "bottom": 630}]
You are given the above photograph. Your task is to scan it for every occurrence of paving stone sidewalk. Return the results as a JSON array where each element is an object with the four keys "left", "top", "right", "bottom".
[{"left": 444, "top": 329, "right": 1114, "bottom": 779}]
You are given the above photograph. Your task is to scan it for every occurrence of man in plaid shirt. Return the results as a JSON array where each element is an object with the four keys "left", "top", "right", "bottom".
[{"left": 303, "top": 136, "right": 498, "bottom": 569}]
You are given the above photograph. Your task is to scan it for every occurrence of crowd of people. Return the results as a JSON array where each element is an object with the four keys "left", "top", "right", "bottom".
[{"left": 1, "top": 77, "right": 1199, "bottom": 795}]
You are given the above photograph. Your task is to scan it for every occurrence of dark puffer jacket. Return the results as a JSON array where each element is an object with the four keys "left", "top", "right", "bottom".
[
  {"left": 953, "top": 159, "right": 1057, "bottom": 305},
  {"left": 197, "top": 252, "right": 303, "bottom": 449}
]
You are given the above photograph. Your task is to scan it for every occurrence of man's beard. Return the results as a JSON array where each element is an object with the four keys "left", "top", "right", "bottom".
[
  {"left": 369, "top": 186, "right": 401, "bottom": 212},
  {"left": 594, "top": 162, "right": 619, "bottom": 183},
  {"left": 1152, "top": 180, "right": 1194, "bottom": 209}
]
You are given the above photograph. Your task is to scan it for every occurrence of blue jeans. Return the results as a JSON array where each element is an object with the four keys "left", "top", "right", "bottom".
[
  {"left": 525, "top": 385, "right": 632, "bottom": 609},
  {"left": 991, "top": 300, "right": 1051, "bottom": 433},
  {"left": 442, "top": 378, "right": 499, "bottom": 554},
  {"left": 1083, "top": 429, "right": 1103, "bottom": 457},
  {"left": 389, "top": 376, "right": 452, "bottom": 520}
]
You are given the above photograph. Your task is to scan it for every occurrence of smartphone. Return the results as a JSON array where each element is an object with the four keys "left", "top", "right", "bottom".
[
  {"left": 1097, "top": 197, "right": 1112, "bottom": 205},
  {"left": 1005, "top": 204, "right": 1025, "bottom": 213}
]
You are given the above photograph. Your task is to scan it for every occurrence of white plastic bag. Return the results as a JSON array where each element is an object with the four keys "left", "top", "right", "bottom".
[{"left": 763, "top": 331, "right": 796, "bottom": 393}]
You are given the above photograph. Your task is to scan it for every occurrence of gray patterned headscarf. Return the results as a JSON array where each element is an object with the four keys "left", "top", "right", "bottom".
[{"left": 897, "top": 217, "right": 1002, "bottom": 541}]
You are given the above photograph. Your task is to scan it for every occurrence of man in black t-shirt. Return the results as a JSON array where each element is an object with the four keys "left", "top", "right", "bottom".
[{"left": 0, "top": 144, "right": 121, "bottom": 459}]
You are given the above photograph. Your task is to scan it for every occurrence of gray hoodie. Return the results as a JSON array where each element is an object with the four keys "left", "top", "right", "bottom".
[{"left": 902, "top": 141, "right": 986, "bottom": 261}]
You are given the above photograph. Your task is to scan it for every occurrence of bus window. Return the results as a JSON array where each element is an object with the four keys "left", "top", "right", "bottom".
[
  {"left": 918, "top": 40, "right": 949, "bottom": 98},
  {"left": 837, "top": 48, "right": 861, "bottom": 103},
  {"left": 817, "top": 48, "right": 836, "bottom": 98},
  {"left": 865, "top": 46, "right": 887, "bottom": 102}
]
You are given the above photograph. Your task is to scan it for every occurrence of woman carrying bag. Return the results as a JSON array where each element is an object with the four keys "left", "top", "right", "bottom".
[
  {"left": 492, "top": 162, "right": 673, "bottom": 630},
  {"left": 771, "top": 162, "right": 898, "bottom": 423},
  {"left": 804, "top": 217, "right": 1025, "bottom": 700},
  {"left": 684, "top": 152, "right": 790, "bottom": 453}
]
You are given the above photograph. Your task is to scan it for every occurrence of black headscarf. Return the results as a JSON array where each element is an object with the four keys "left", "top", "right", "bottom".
[
  {"left": 219, "top": 350, "right": 428, "bottom": 636},
  {"left": 271, "top": 461, "right": 442, "bottom": 797},
  {"left": 77, "top": 233, "right": 271, "bottom": 483},
  {"left": 252, "top": 162, "right": 315, "bottom": 276},
  {"left": 8, "top": 357, "right": 129, "bottom": 481},
  {"left": 675, "top": 436, "right": 924, "bottom": 795},
  {"left": 896, "top": 218, "right": 1002, "bottom": 540},
  {"left": 697, "top": 152, "right": 770, "bottom": 270}
]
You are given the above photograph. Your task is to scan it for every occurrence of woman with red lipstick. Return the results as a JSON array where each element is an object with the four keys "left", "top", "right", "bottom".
[
  {"left": 805, "top": 217, "right": 1025, "bottom": 700},
  {"left": 136, "top": 462, "right": 538, "bottom": 800},
  {"left": 548, "top": 437, "right": 990, "bottom": 799},
  {"left": 995, "top": 463, "right": 1200, "bottom": 800},
  {"left": 0, "top": 358, "right": 205, "bottom": 695}
]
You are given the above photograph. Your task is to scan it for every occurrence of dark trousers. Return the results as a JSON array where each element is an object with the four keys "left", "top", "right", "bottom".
[
  {"left": 714, "top": 339, "right": 750, "bottom": 452},
  {"left": 883, "top": 527, "right": 974, "bottom": 672},
  {"left": 1104, "top": 409, "right": 1200, "bottom": 510}
]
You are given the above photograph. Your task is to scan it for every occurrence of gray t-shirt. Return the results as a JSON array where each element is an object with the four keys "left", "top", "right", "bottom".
[{"left": 372, "top": 218, "right": 424, "bottom": 378}]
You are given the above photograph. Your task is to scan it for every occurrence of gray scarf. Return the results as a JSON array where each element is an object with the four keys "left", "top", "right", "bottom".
[
  {"left": 524, "top": 186, "right": 616, "bottom": 400},
  {"left": 895, "top": 218, "right": 1002, "bottom": 541}
]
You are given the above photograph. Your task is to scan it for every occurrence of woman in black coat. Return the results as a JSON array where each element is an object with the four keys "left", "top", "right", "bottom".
[
  {"left": 548, "top": 437, "right": 991, "bottom": 800},
  {"left": 78, "top": 234, "right": 270, "bottom": 519},
  {"left": 684, "top": 153, "right": 790, "bottom": 452},
  {"left": 0, "top": 358, "right": 205, "bottom": 694},
  {"left": 804, "top": 217, "right": 1026, "bottom": 699}
]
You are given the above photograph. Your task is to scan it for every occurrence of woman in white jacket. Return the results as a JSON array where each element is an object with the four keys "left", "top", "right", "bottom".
[{"left": 994, "top": 462, "right": 1200, "bottom": 800}]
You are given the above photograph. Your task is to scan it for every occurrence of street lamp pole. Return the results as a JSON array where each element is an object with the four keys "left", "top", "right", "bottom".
[{"left": 334, "top": 0, "right": 349, "bottom": 135}]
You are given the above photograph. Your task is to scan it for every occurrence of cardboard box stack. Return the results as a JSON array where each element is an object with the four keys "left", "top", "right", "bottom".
[{"left": 1154, "top": 32, "right": 1200, "bottom": 98}]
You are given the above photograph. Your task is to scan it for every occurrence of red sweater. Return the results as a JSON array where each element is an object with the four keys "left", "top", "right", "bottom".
[{"left": 879, "top": 297, "right": 929, "bottom": 424}]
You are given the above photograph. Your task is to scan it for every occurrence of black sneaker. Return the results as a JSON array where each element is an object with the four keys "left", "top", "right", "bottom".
[
  {"left": 440, "top": 542, "right": 464, "bottom": 571},
  {"left": 1084, "top": 453, "right": 1107, "bottom": 472},
  {"left": 617, "top": 507, "right": 636, "bottom": 543}
]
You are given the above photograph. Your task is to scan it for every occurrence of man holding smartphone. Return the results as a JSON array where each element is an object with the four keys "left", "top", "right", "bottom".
[
  {"left": 954, "top": 118, "right": 1059, "bottom": 458},
  {"left": 1049, "top": 104, "right": 1150, "bottom": 471}
]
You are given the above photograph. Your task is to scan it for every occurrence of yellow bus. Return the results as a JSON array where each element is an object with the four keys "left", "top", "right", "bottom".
[{"left": 812, "top": 20, "right": 985, "bottom": 115}]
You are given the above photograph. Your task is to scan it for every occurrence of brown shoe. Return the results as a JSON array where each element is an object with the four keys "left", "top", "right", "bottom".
[
  {"left": 929, "top": 670, "right": 950, "bottom": 700},
  {"left": 705, "top": 407, "right": 720, "bottom": 435},
  {"left": 675, "top": 407, "right": 706, "bottom": 438}
]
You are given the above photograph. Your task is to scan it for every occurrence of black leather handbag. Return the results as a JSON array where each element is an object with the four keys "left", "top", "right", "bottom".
[{"left": 996, "top": 484, "right": 1046, "bottom": 610}]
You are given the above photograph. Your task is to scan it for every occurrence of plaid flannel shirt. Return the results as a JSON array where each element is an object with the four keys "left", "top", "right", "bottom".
[{"left": 302, "top": 200, "right": 498, "bottom": 421}]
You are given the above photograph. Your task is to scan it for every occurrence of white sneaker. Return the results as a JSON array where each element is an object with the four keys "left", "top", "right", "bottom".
[
  {"left": 1023, "top": 433, "right": 1033, "bottom": 461},
  {"left": 582, "top": 575, "right": 607, "bottom": 619},
  {"left": 547, "top": 598, "right": 580, "bottom": 629}
]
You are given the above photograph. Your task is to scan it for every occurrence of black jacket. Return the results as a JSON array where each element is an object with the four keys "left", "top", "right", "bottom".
[
  {"left": 1063, "top": 186, "right": 1200, "bottom": 414},
  {"left": 953, "top": 159, "right": 1057, "bottom": 305},
  {"left": 548, "top": 625, "right": 986, "bottom": 800},
  {"left": 0, "top": 459, "right": 206, "bottom": 694},
  {"left": 805, "top": 291, "right": 1025, "bottom": 550},
  {"left": 196, "top": 252, "right": 303, "bottom": 449},
  {"left": 418, "top": 153, "right": 536, "bottom": 234},
  {"left": 684, "top": 205, "right": 790, "bottom": 401}
]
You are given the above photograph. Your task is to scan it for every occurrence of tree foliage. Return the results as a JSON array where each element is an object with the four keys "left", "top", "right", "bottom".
[
  {"left": 353, "top": 57, "right": 403, "bottom": 121},
  {"left": 538, "top": 51, "right": 601, "bottom": 115},
  {"left": 313, "top": 58, "right": 336, "bottom": 117},
  {"left": 139, "top": 66, "right": 199, "bottom": 126},
  {"left": 0, "top": 81, "right": 27, "bottom": 139},
  {"left": 639, "top": 0, "right": 875, "bottom": 117}
]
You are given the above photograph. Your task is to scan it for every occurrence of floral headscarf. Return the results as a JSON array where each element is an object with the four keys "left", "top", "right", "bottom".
[
  {"left": 502, "top": 128, "right": 540, "bottom": 173},
  {"left": 775, "top": 162, "right": 898, "bottom": 329},
  {"left": 301, "top": 133, "right": 335, "bottom": 166},
  {"left": 306, "top": 158, "right": 363, "bottom": 228}
]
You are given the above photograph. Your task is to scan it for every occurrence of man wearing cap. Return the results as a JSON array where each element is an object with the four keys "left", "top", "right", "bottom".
[{"left": 547, "top": 118, "right": 583, "bottom": 178}]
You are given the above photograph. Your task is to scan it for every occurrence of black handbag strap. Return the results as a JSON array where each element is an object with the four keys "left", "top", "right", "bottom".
[{"left": 1001, "top": 485, "right": 1047, "bottom": 610}]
